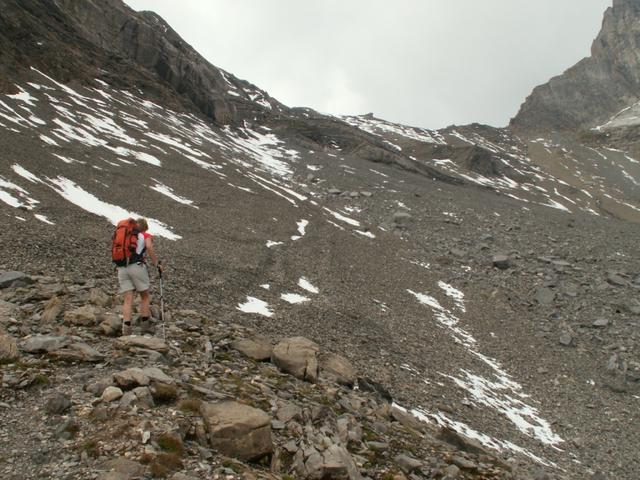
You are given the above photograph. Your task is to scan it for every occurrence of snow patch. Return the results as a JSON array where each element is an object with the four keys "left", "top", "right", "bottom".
[
  {"left": 298, "top": 277, "right": 319, "bottom": 294},
  {"left": 237, "top": 296, "right": 274, "bottom": 317}
]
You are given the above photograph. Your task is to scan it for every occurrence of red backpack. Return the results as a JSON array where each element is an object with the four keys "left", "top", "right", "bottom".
[{"left": 112, "top": 218, "right": 139, "bottom": 267}]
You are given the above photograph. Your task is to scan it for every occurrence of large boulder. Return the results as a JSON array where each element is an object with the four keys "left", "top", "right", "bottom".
[
  {"left": 200, "top": 401, "right": 273, "bottom": 461},
  {"left": 271, "top": 336, "right": 320, "bottom": 383}
]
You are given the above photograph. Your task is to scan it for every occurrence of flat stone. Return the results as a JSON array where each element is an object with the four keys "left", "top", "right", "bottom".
[
  {"left": 231, "top": 336, "right": 272, "bottom": 361},
  {"left": 116, "top": 336, "right": 169, "bottom": 353},
  {"left": 451, "top": 455, "right": 478, "bottom": 470},
  {"left": 272, "top": 337, "right": 320, "bottom": 383},
  {"left": 20, "top": 335, "right": 71, "bottom": 353},
  {"left": 200, "top": 401, "right": 273, "bottom": 461},
  {"left": 0, "top": 271, "right": 31, "bottom": 289},
  {"left": 607, "top": 271, "right": 629, "bottom": 287},
  {"left": 49, "top": 342, "right": 105, "bottom": 362},
  {"left": 141, "top": 367, "right": 174, "bottom": 384},
  {"left": 394, "top": 454, "right": 422, "bottom": 473},
  {"left": 592, "top": 318, "right": 610, "bottom": 328},
  {"left": 535, "top": 288, "right": 555, "bottom": 305}
]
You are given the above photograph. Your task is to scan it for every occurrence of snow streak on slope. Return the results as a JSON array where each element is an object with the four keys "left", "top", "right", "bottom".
[
  {"left": 407, "top": 282, "right": 563, "bottom": 459},
  {"left": 342, "top": 115, "right": 446, "bottom": 145},
  {"left": 47, "top": 177, "right": 181, "bottom": 240}
]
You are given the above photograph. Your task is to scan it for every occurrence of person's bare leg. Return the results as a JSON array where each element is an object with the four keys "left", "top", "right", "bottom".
[
  {"left": 139, "top": 290, "right": 151, "bottom": 318},
  {"left": 138, "top": 290, "right": 152, "bottom": 333},
  {"left": 122, "top": 290, "right": 134, "bottom": 334}
]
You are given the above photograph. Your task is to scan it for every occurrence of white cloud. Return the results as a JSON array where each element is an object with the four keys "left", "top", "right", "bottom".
[{"left": 125, "top": 0, "right": 611, "bottom": 128}]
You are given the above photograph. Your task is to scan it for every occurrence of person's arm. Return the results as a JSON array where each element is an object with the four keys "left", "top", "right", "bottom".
[{"left": 145, "top": 236, "right": 160, "bottom": 269}]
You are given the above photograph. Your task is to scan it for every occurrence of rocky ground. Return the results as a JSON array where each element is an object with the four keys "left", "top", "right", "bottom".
[{"left": 1, "top": 271, "right": 528, "bottom": 480}]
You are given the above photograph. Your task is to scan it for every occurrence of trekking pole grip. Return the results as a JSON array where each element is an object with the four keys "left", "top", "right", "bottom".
[{"left": 158, "top": 261, "right": 163, "bottom": 278}]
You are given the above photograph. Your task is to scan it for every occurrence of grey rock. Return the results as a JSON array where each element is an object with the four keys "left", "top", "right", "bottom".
[
  {"left": 394, "top": 454, "right": 422, "bottom": 473},
  {"left": 99, "top": 314, "right": 122, "bottom": 336},
  {"left": 101, "top": 386, "right": 124, "bottom": 402},
  {"left": 535, "top": 287, "right": 555, "bottom": 305},
  {"left": 231, "top": 336, "right": 272, "bottom": 361},
  {"left": 392, "top": 211, "right": 412, "bottom": 229},
  {"left": 63, "top": 305, "right": 97, "bottom": 326},
  {"left": 451, "top": 455, "right": 477, "bottom": 470},
  {"left": 272, "top": 336, "right": 320, "bottom": 383},
  {"left": 141, "top": 367, "right": 174, "bottom": 384},
  {"left": 49, "top": 342, "right": 105, "bottom": 362},
  {"left": 444, "top": 464, "right": 461, "bottom": 478},
  {"left": 0, "top": 271, "right": 31, "bottom": 289},
  {"left": 45, "top": 392, "right": 72, "bottom": 414},
  {"left": 100, "top": 458, "right": 145, "bottom": 478},
  {"left": 276, "top": 401, "right": 302, "bottom": 423},
  {"left": 89, "top": 288, "right": 111, "bottom": 307},
  {"left": 329, "top": 188, "right": 342, "bottom": 195},
  {"left": 116, "top": 335, "right": 169, "bottom": 353},
  {"left": 559, "top": 332, "right": 574, "bottom": 347},
  {"left": 492, "top": 254, "right": 510, "bottom": 270},
  {"left": 322, "top": 353, "right": 357, "bottom": 387},
  {"left": 20, "top": 335, "right": 71, "bottom": 353},
  {"left": 592, "top": 318, "right": 610, "bottom": 328},
  {"left": 113, "top": 368, "right": 150, "bottom": 389},
  {"left": 200, "top": 401, "right": 273, "bottom": 461},
  {"left": 606, "top": 271, "right": 629, "bottom": 287}
]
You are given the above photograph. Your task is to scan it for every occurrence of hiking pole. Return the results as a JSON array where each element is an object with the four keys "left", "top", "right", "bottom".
[{"left": 158, "top": 261, "right": 166, "bottom": 343}]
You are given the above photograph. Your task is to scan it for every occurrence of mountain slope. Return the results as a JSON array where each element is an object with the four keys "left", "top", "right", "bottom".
[{"left": 1, "top": 1, "right": 640, "bottom": 480}]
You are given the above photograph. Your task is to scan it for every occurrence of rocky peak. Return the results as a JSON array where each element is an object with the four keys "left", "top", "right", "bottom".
[{"left": 511, "top": 0, "right": 640, "bottom": 134}]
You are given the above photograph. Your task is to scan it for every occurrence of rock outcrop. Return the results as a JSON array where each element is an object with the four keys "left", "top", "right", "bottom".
[{"left": 511, "top": 0, "right": 640, "bottom": 133}]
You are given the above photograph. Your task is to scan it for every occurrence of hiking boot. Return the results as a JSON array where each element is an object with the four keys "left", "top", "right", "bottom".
[{"left": 122, "top": 321, "right": 132, "bottom": 336}]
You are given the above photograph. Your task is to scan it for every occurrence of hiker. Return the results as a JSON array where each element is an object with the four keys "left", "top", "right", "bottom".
[{"left": 112, "top": 217, "right": 162, "bottom": 335}]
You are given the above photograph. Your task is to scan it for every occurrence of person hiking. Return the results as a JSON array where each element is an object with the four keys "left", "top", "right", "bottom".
[{"left": 113, "top": 217, "right": 162, "bottom": 335}]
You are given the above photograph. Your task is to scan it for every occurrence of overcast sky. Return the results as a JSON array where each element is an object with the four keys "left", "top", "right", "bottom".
[{"left": 124, "top": 0, "right": 611, "bottom": 129}]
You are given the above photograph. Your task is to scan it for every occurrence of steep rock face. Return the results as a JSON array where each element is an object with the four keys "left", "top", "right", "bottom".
[
  {"left": 0, "top": 0, "right": 281, "bottom": 125},
  {"left": 511, "top": 0, "right": 640, "bottom": 133},
  {"left": 55, "top": 0, "right": 284, "bottom": 125}
]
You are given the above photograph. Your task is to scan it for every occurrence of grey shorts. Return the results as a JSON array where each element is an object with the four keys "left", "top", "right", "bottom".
[{"left": 117, "top": 263, "right": 150, "bottom": 294}]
